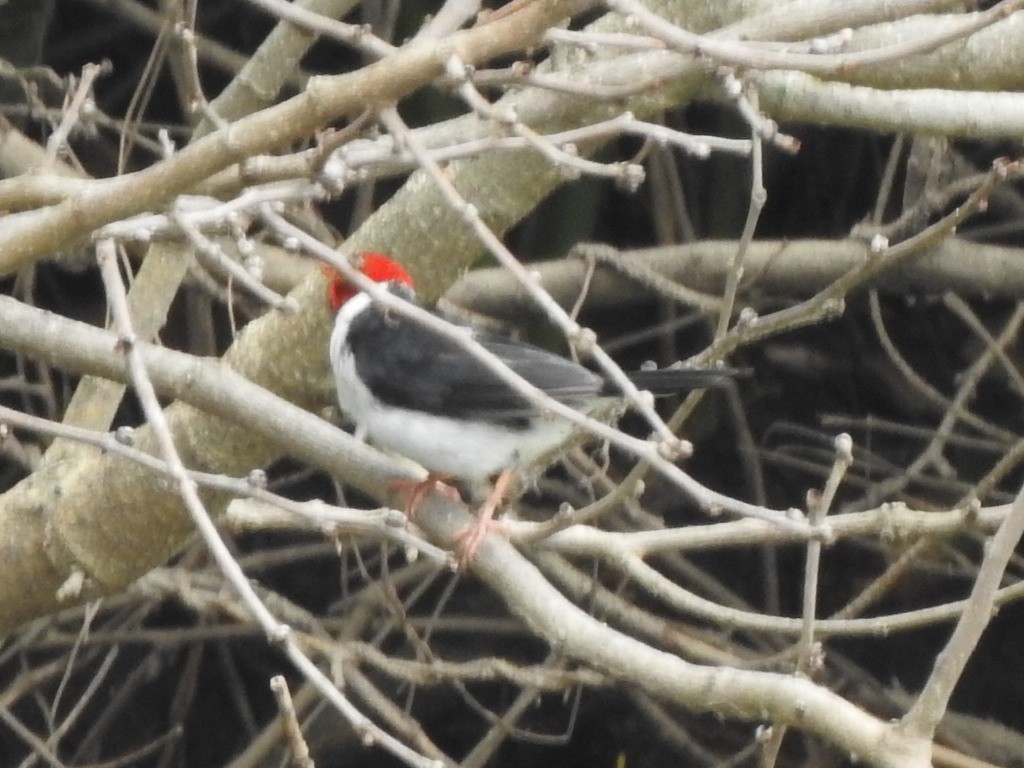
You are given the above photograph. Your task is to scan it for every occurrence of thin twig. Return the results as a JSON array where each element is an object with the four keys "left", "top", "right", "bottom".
[
  {"left": 45, "top": 62, "right": 106, "bottom": 166},
  {"left": 270, "top": 676, "right": 314, "bottom": 768},
  {"left": 243, "top": 0, "right": 397, "bottom": 58},
  {"left": 95, "top": 239, "right": 442, "bottom": 768}
]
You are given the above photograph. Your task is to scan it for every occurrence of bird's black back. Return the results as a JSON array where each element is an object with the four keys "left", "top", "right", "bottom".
[{"left": 345, "top": 288, "right": 605, "bottom": 428}]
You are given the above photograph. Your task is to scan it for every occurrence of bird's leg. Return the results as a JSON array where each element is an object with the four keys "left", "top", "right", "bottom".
[
  {"left": 389, "top": 472, "right": 461, "bottom": 519},
  {"left": 451, "top": 469, "right": 515, "bottom": 567}
]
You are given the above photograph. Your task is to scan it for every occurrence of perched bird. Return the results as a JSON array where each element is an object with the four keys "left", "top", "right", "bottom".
[{"left": 326, "top": 252, "right": 732, "bottom": 562}]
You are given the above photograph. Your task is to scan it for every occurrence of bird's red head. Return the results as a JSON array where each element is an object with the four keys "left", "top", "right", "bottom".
[{"left": 324, "top": 252, "right": 415, "bottom": 313}]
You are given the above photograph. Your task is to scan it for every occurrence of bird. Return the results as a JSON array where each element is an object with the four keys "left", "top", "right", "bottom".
[{"left": 326, "top": 252, "right": 734, "bottom": 563}]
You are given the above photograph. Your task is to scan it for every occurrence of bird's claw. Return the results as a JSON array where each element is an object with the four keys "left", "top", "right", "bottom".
[
  {"left": 389, "top": 473, "right": 461, "bottom": 520},
  {"left": 449, "top": 469, "right": 516, "bottom": 567},
  {"left": 451, "top": 517, "right": 507, "bottom": 568}
]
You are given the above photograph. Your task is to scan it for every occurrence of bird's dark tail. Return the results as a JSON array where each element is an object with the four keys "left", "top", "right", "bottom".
[{"left": 608, "top": 366, "right": 742, "bottom": 396}]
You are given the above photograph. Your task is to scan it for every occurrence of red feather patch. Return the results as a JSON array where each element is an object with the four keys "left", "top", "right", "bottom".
[
  {"left": 324, "top": 253, "right": 414, "bottom": 313},
  {"left": 360, "top": 252, "right": 414, "bottom": 287}
]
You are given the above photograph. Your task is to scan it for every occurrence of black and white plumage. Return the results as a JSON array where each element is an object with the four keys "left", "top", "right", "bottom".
[{"left": 327, "top": 253, "right": 732, "bottom": 485}]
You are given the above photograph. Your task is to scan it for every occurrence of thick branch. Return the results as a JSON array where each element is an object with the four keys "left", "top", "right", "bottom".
[
  {"left": 410, "top": 494, "right": 935, "bottom": 768},
  {"left": 754, "top": 70, "right": 1024, "bottom": 139},
  {"left": 443, "top": 238, "right": 1024, "bottom": 321},
  {"left": 0, "top": 296, "right": 411, "bottom": 632}
]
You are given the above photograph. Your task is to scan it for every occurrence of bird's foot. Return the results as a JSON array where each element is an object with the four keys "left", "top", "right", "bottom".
[
  {"left": 451, "top": 515, "right": 506, "bottom": 569},
  {"left": 450, "top": 469, "right": 515, "bottom": 567},
  {"left": 389, "top": 472, "right": 461, "bottom": 519}
]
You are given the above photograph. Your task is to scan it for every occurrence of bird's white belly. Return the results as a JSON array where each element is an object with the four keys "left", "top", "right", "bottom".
[{"left": 360, "top": 402, "right": 575, "bottom": 480}]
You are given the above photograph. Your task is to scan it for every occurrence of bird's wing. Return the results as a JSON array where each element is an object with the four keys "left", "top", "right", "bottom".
[{"left": 347, "top": 307, "right": 602, "bottom": 426}]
